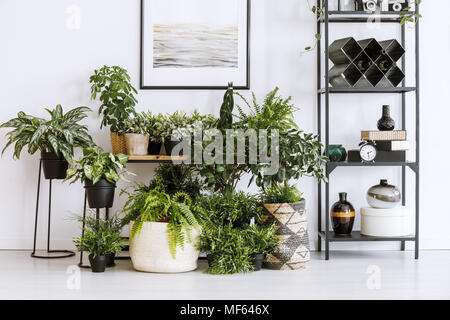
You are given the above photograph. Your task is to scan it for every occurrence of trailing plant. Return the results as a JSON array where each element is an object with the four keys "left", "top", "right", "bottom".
[
  {"left": 262, "top": 183, "right": 304, "bottom": 204},
  {"left": 89, "top": 65, "right": 138, "bottom": 133},
  {"left": 123, "top": 113, "right": 150, "bottom": 135},
  {"left": 244, "top": 224, "right": 279, "bottom": 255},
  {"left": 65, "top": 146, "right": 132, "bottom": 184},
  {"left": 73, "top": 216, "right": 126, "bottom": 257},
  {"left": 144, "top": 112, "right": 166, "bottom": 143},
  {"left": 197, "top": 191, "right": 263, "bottom": 228},
  {"left": 0, "top": 105, "right": 93, "bottom": 162},
  {"left": 121, "top": 178, "right": 202, "bottom": 258}
]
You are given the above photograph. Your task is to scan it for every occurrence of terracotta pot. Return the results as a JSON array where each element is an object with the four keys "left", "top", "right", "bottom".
[
  {"left": 129, "top": 222, "right": 200, "bottom": 273},
  {"left": 125, "top": 133, "right": 149, "bottom": 156},
  {"left": 262, "top": 201, "right": 310, "bottom": 270},
  {"left": 110, "top": 132, "right": 127, "bottom": 155}
]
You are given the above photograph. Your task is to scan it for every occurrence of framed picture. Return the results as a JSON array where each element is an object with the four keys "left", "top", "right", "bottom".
[{"left": 140, "top": 0, "right": 250, "bottom": 90}]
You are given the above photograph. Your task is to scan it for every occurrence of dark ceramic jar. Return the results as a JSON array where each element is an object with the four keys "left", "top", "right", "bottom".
[
  {"left": 377, "top": 105, "right": 395, "bottom": 131},
  {"left": 331, "top": 192, "right": 355, "bottom": 236}
]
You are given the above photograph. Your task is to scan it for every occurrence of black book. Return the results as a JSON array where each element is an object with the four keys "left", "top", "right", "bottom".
[
  {"left": 376, "top": 140, "right": 409, "bottom": 151},
  {"left": 348, "top": 150, "right": 407, "bottom": 162}
]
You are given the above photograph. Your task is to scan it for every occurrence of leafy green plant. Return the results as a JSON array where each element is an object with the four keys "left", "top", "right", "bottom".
[
  {"left": 121, "top": 178, "right": 202, "bottom": 258},
  {"left": 197, "top": 191, "right": 263, "bottom": 228},
  {"left": 262, "top": 183, "right": 304, "bottom": 204},
  {"left": 144, "top": 112, "right": 166, "bottom": 143},
  {"left": 123, "top": 113, "right": 150, "bottom": 135},
  {"left": 217, "top": 82, "right": 234, "bottom": 129},
  {"left": 65, "top": 146, "right": 132, "bottom": 184},
  {"left": 0, "top": 105, "right": 93, "bottom": 162},
  {"left": 73, "top": 216, "right": 126, "bottom": 257},
  {"left": 89, "top": 66, "right": 138, "bottom": 133},
  {"left": 244, "top": 224, "right": 278, "bottom": 255}
]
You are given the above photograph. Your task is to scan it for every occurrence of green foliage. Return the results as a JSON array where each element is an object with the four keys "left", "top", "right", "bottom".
[
  {"left": 89, "top": 65, "right": 138, "bottom": 133},
  {"left": 73, "top": 215, "right": 126, "bottom": 257},
  {"left": 65, "top": 146, "right": 132, "bottom": 184},
  {"left": 122, "top": 113, "right": 150, "bottom": 135},
  {"left": 262, "top": 183, "right": 303, "bottom": 204},
  {"left": 197, "top": 191, "right": 263, "bottom": 228},
  {"left": 162, "top": 111, "right": 189, "bottom": 142},
  {"left": 0, "top": 105, "right": 93, "bottom": 162},
  {"left": 148, "top": 163, "right": 204, "bottom": 199},
  {"left": 244, "top": 224, "right": 278, "bottom": 255},
  {"left": 144, "top": 112, "right": 166, "bottom": 143},
  {"left": 121, "top": 178, "right": 202, "bottom": 258},
  {"left": 217, "top": 82, "right": 234, "bottom": 129}
]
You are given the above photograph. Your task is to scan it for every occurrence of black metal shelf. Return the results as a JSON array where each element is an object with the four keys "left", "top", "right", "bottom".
[
  {"left": 316, "top": 1, "right": 420, "bottom": 260},
  {"left": 319, "top": 231, "right": 416, "bottom": 242},
  {"left": 318, "top": 87, "right": 416, "bottom": 94}
]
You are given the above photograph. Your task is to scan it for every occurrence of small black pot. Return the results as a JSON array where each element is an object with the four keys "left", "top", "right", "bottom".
[
  {"left": 252, "top": 253, "right": 265, "bottom": 271},
  {"left": 148, "top": 141, "right": 162, "bottom": 155},
  {"left": 105, "top": 253, "right": 115, "bottom": 268},
  {"left": 164, "top": 141, "right": 183, "bottom": 156},
  {"left": 41, "top": 152, "right": 68, "bottom": 180},
  {"left": 206, "top": 254, "right": 215, "bottom": 267},
  {"left": 88, "top": 254, "right": 106, "bottom": 273},
  {"left": 84, "top": 179, "right": 116, "bottom": 209}
]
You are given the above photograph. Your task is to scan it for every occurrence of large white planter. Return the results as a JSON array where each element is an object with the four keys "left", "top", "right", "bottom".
[{"left": 129, "top": 222, "right": 200, "bottom": 273}]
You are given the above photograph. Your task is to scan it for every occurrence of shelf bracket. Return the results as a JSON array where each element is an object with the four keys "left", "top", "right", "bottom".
[
  {"left": 407, "top": 163, "right": 419, "bottom": 174},
  {"left": 327, "top": 162, "right": 338, "bottom": 174}
]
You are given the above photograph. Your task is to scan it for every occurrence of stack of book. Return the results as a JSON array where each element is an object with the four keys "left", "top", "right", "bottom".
[{"left": 348, "top": 130, "right": 409, "bottom": 162}]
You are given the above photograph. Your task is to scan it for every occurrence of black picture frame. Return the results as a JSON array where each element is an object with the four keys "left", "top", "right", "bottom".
[{"left": 140, "top": 0, "right": 251, "bottom": 90}]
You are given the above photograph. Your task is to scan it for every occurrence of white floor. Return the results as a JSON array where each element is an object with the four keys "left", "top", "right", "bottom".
[{"left": 0, "top": 250, "right": 449, "bottom": 300}]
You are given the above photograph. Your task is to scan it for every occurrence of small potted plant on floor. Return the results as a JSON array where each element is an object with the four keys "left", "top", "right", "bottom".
[
  {"left": 123, "top": 113, "right": 150, "bottom": 156},
  {"left": 144, "top": 112, "right": 165, "bottom": 155},
  {"left": 244, "top": 224, "right": 278, "bottom": 271},
  {"left": 65, "top": 146, "right": 133, "bottom": 208},
  {"left": 89, "top": 65, "right": 138, "bottom": 154},
  {"left": 74, "top": 217, "right": 126, "bottom": 273},
  {"left": 0, "top": 105, "right": 93, "bottom": 179},
  {"left": 121, "top": 178, "right": 202, "bottom": 273}
]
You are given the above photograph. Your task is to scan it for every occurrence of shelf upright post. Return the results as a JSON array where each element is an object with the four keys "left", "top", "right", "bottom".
[
  {"left": 401, "top": 22, "right": 406, "bottom": 251},
  {"left": 317, "top": 0, "right": 322, "bottom": 253},
  {"left": 324, "top": 0, "right": 330, "bottom": 261},
  {"left": 415, "top": 2, "right": 420, "bottom": 260}
]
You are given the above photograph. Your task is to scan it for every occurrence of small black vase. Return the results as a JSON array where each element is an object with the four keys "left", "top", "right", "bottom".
[
  {"left": 331, "top": 192, "right": 355, "bottom": 236},
  {"left": 377, "top": 105, "right": 395, "bottom": 131}
]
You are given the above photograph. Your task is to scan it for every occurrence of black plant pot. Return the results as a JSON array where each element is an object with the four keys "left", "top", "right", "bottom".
[
  {"left": 84, "top": 179, "right": 116, "bottom": 209},
  {"left": 148, "top": 141, "right": 162, "bottom": 155},
  {"left": 252, "top": 253, "right": 265, "bottom": 271},
  {"left": 164, "top": 141, "right": 183, "bottom": 156},
  {"left": 88, "top": 254, "right": 106, "bottom": 273},
  {"left": 105, "top": 253, "right": 115, "bottom": 268},
  {"left": 206, "top": 254, "right": 214, "bottom": 267},
  {"left": 41, "top": 152, "right": 68, "bottom": 180}
]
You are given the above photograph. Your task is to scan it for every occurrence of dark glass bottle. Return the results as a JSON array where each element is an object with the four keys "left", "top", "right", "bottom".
[
  {"left": 377, "top": 105, "right": 395, "bottom": 131},
  {"left": 331, "top": 192, "right": 355, "bottom": 236}
]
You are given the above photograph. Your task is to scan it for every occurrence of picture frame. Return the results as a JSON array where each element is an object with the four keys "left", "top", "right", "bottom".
[{"left": 140, "top": 0, "right": 250, "bottom": 90}]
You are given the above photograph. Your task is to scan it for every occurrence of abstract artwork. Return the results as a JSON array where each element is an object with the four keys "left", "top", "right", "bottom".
[{"left": 141, "top": 0, "right": 250, "bottom": 89}]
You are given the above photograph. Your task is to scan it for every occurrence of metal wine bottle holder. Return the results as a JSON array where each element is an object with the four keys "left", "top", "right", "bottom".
[{"left": 328, "top": 37, "right": 405, "bottom": 88}]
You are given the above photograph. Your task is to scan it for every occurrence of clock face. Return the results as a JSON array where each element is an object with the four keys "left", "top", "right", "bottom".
[{"left": 360, "top": 144, "right": 377, "bottom": 162}]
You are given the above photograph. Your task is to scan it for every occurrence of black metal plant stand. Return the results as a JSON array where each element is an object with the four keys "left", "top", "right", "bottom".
[
  {"left": 31, "top": 160, "right": 75, "bottom": 259},
  {"left": 316, "top": 1, "right": 420, "bottom": 260}
]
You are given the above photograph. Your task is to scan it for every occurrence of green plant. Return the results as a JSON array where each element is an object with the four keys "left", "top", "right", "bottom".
[
  {"left": 200, "top": 224, "right": 254, "bottom": 275},
  {"left": 148, "top": 163, "right": 204, "bottom": 199},
  {"left": 262, "top": 183, "right": 304, "bottom": 204},
  {"left": 161, "top": 111, "right": 189, "bottom": 142},
  {"left": 89, "top": 65, "right": 138, "bottom": 133},
  {"left": 244, "top": 224, "right": 278, "bottom": 255},
  {"left": 217, "top": 82, "right": 234, "bottom": 129},
  {"left": 123, "top": 113, "right": 150, "bottom": 135},
  {"left": 73, "top": 216, "right": 126, "bottom": 257},
  {"left": 144, "top": 112, "right": 166, "bottom": 143},
  {"left": 65, "top": 146, "right": 132, "bottom": 184},
  {"left": 0, "top": 105, "right": 93, "bottom": 162},
  {"left": 121, "top": 178, "right": 202, "bottom": 258},
  {"left": 198, "top": 191, "right": 263, "bottom": 228}
]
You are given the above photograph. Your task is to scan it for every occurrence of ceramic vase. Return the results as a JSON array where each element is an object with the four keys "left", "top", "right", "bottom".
[
  {"left": 367, "top": 179, "right": 401, "bottom": 209},
  {"left": 377, "top": 105, "right": 395, "bottom": 131},
  {"left": 331, "top": 192, "right": 355, "bottom": 235}
]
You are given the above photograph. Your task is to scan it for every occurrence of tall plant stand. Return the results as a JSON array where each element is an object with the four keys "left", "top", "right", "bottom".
[{"left": 31, "top": 160, "right": 75, "bottom": 259}]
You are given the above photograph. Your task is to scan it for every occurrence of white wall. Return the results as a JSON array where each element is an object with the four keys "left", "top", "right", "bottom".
[{"left": 0, "top": 0, "right": 448, "bottom": 251}]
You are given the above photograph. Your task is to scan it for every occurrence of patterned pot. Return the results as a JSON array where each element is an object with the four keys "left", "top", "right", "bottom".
[{"left": 262, "top": 201, "right": 309, "bottom": 270}]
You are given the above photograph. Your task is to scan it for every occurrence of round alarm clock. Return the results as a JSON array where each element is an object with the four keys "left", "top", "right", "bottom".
[{"left": 359, "top": 140, "right": 377, "bottom": 163}]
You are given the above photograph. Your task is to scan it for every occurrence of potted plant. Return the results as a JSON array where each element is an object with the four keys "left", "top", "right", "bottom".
[
  {"left": 74, "top": 216, "right": 126, "bottom": 273},
  {"left": 89, "top": 65, "right": 138, "bottom": 154},
  {"left": 65, "top": 146, "right": 133, "bottom": 209},
  {"left": 123, "top": 113, "right": 150, "bottom": 156},
  {"left": 243, "top": 224, "right": 278, "bottom": 271},
  {"left": 162, "top": 111, "right": 189, "bottom": 156},
  {"left": 0, "top": 105, "right": 93, "bottom": 179},
  {"left": 121, "top": 178, "right": 202, "bottom": 273},
  {"left": 144, "top": 112, "right": 165, "bottom": 155}
]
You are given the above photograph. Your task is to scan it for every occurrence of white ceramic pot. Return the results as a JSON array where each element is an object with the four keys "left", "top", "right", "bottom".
[
  {"left": 124, "top": 133, "right": 149, "bottom": 156},
  {"left": 361, "top": 206, "right": 413, "bottom": 237},
  {"left": 129, "top": 222, "right": 200, "bottom": 273}
]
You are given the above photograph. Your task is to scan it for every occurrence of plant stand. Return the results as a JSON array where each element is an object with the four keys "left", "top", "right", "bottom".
[{"left": 31, "top": 160, "right": 75, "bottom": 259}]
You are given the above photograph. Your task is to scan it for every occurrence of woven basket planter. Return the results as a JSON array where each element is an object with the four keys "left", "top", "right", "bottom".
[
  {"left": 110, "top": 132, "right": 127, "bottom": 155},
  {"left": 262, "top": 201, "right": 310, "bottom": 270}
]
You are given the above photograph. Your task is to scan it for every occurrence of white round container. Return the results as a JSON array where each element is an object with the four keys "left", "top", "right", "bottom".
[
  {"left": 129, "top": 222, "right": 200, "bottom": 273},
  {"left": 360, "top": 206, "right": 413, "bottom": 237}
]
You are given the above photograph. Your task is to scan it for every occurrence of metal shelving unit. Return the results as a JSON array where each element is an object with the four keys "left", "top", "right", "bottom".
[{"left": 316, "top": 1, "right": 420, "bottom": 260}]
